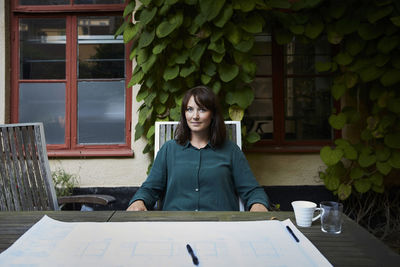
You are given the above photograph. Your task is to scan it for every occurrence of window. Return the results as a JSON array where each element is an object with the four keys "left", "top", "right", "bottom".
[
  {"left": 11, "top": 1, "right": 132, "bottom": 157},
  {"left": 244, "top": 33, "right": 337, "bottom": 152}
]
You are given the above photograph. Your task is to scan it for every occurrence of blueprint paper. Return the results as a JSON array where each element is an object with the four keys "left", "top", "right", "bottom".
[{"left": 0, "top": 215, "right": 332, "bottom": 267}]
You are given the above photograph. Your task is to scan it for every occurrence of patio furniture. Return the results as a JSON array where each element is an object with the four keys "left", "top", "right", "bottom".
[{"left": 0, "top": 122, "right": 115, "bottom": 211}]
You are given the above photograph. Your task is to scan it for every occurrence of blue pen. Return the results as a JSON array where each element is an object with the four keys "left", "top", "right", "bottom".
[
  {"left": 286, "top": 226, "right": 300, "bottom": 242},
  {"left": 186, "top": 244, "right": 199, "bottom": 265}
]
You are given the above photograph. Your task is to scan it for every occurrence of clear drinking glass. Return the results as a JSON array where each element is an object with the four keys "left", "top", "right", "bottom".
[{"left": 320, "top": 201, "right": 343, "bottom": 234}]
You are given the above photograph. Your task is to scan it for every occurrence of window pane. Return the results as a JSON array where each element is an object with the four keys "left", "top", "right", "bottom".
[
  {"left": 243, "top": 78, "right": 274, "bottom": 140},
  {"left": 75, "top": 0, "right": 124, "bottom": 3},
  {"left": 20, "top": 0, "right": 69, "bottom": 5},
  {"left": 285, "top": 77, "right": 332, "bottom": 140},
  {"left": 78, "top": 81, "right": 125, "bottom": 144},
  {"left": 78, "top": 16, "right": 124, "bottom": 79},
  {"left": 20, "top": 18, "right": 66, "bottom": 79},
  {"left": 285, "top": 38, "right": 331, "bottom": 75},
  {"left": 253, "top": 34, "right": 272, "bottom": 76},
  {"left": 19, "top": 83, "right": 66, "bottom": 144}
]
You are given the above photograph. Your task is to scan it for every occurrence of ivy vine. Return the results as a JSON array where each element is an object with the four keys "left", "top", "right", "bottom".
[{"left": 118, "top": 0, "right": 400, "bottom": 199}]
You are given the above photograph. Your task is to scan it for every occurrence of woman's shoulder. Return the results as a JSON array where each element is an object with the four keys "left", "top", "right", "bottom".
[{"left": 220, "top": 139, "right": 241, "bottom": 152}]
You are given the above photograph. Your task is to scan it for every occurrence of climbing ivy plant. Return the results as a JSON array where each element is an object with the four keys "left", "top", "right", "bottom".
[{"left": 118, "top": 0, "right": 400, "bottom": 199}]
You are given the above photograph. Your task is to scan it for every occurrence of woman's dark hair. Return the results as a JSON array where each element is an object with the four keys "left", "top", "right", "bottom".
[{"left": 175, "top": 85, "right": 226, "bottom": 147}]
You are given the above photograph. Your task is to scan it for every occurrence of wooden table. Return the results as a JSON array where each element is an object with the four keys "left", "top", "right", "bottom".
[{"left": 0, "top": 211, "right": 399, "bottom": 266}]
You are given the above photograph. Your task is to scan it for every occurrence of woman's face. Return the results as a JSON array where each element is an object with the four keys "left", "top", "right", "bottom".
[{"left": 185, "top": 96, "right": 212, "bottom": 136}]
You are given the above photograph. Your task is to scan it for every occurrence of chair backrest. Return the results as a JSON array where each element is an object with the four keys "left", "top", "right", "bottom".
[
  {"left": 0, "top": 123, "right": 59, "bottom": 211},
  {"left": 154, "top": 121, "right": 242, "bottom": 158},
  {"left": 154, "top": 121, "right": 245, "bottom": 211}
]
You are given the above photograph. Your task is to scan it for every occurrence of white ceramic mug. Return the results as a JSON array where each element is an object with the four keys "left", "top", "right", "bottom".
[{"left": 291, "top": 201, "right": 321, "bottom": 227}]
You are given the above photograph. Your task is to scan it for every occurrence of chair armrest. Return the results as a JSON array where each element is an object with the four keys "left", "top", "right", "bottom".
[{"left": 58, "top": 194, "right": 116, "bottom": 206}]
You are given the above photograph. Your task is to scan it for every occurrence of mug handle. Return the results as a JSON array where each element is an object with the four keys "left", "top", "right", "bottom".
[{"left": 312, "top": 207, "right": 322, "bottom": 221}]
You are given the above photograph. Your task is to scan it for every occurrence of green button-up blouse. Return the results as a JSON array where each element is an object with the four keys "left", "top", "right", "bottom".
[{"left": 130, "top": 140, "right": 270, "bottom": 211}]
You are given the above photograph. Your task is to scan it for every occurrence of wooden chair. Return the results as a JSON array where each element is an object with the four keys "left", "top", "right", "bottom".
[
  {"left": 154, "top": 121, "right": 245, "bottom": 211},
  {"left": 0, "top": 123, "right": 115, "bottom": 211}
]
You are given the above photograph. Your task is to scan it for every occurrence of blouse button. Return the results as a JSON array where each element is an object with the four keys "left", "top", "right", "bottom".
[{"left": 195, "top": 188, "right": 199, "bottom": 192}]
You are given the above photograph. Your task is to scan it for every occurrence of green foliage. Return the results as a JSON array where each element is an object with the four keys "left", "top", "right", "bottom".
[
  {"left": 119, "top": 0, "right": 400, "bottom": 199},
  {"left": 52, "top": 168, "right": 79, "bottom": 197}
]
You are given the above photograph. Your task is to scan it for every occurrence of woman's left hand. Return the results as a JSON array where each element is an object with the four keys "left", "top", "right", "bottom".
[{"left": 250, "top": 203, "right": 268, "bottom": 212}]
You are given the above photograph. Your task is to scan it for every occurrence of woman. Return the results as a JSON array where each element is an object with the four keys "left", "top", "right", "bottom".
[{"left": 127, "top": 85, "right": 269, "bottom": 211}]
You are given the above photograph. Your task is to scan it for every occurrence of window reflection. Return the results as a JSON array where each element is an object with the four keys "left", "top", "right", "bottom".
[
  {"left": 20, "top": 0, "right": 69, "bottom": 5},
  {"left": 19, "top": 19, "right": 66, "bottom": 79},
  {"left": 19, "top": 83, "right": 66, "bottom": 144},
  {"left": 78, "top": 16, "right": 124, "bottom": 79}
]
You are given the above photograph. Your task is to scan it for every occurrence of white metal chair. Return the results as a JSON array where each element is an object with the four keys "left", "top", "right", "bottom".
[{"left": 154, "top": 121, "right": 245, "bottom": 211}]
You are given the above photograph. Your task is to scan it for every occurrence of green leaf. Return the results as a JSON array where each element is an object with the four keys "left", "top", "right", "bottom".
[
  {"left": 134, "top": 122, "right": 144, "bottom": 140},
  {"left": 380, "top": 69, "right": 400, "bottom": 86},
  {"left": 139, "top": 6, "right": 157, "bottom": 25},
  {"left": 350, "top": 167, "right": 364, "bottom": 180},
  {"left": 208, "top": 39, "right": 225, "bottom": 54},
  {"left": 320, "top": 146, "right": 343, "bottom": 166},
  {"left": 212, "top": 52, "right": 225, "bottom": 63},
  {"left": 368, "top": 5, "right": 393, "bottom": 24},
  {"left": 212, "top": 80, "right": 221, "bottom": 94},
  {"left": 315, "top": 61, "right": 332, "bottom": 72},
  {"left": 390, "top": 16, "right": 400, "bottom": 27},
  {"left": 190, "top": 43, "right": 207, "bottom": 65},
  {"left": 334, "top": 52, "right": 353, "bottom": 66},
  {"left": 226, "top": 87, "right": 254, "bottom": 109},
  {"left": 376, "top": 146, "right": 391, "bottom": 162},
  {"left": 387, "top": 98, "right": 400, "bottom": 114},
  {"left": 359, "top": 66, "right": 385, "bottom": 82},
  {"left": 346, "top": 36, "right": 365, "bottom": 56},
  {"left": 233, "top": 38, "right": 254, "bottom": 53},
  {"left": 203, "top": 61, "right": 217, "bottom": 76},
  {"left": 123, "top": 1, "right": 136, "bottom": 18},
  {"left": 241, "top": 14, "right": 264, "bottom": 34},
  {"left": 163, "top": 65, "right": 179, "bottom": 81},
  {"left": 141, "top": 54, "right": 157, "bottom": 73},
  {"left": 289, "top": 24, "right": 304, "bottom": 35},
  {"left": 144, "top": 91, "right": 157, "bottom": 106},
  {"left": 378, "top": 36, "right": 400, "bottom": 54},
  {"left": 324, "top": 174, "right": 340, "bottom": 191},
  {"left": 370, "top": 173, "right": 384, "bottom": 186},
  {"left": 159, "top": 91, "right": 169, "bottom": 104},
  {"left": 376, "top": 161, "right": 392, "bottom": 175},
  {"left": 233, "top": 0, "right": 257, "bottom": 11},
  {"left": 199, "top": 0, "right": 226, "bottom": 21},
  {"left": 225, "top": 22, "right": 242, "bottom": 45},
  {"left": 358, "top": 23, "right": 382, "bottom": 40},
  {"left": 146, "top": 125, "right": 155, "bottom": 139},
  {"left": 246, "top": 132, "right": 260, "bottom": 143},
  {"left": 329, "top": 113, "right": 347, "bottom": 129},
  {"left": 372, "top": 184, "right": 385, "bottom": 193},
  {"left": 331, "top": 83, "right": 346, "bottom": 100},
  {"left": 228, "top": 105, "right": 244, "bottom": 121},
  {"left": 384, "top": 133, "right": 400, "bottom": 149},
  {"left": 343, "top": 145, "right": 358, "bottom": 160},
  {"left": 180, "top": 65, "right": 196, "bottom": 78},
  {"left": 153, "top": 40, "right": 168, "bottom": 54},
  {"left": 305, "top": 18, "right": 324, "bottom": 39},
  {"left": 327, "top": 29, "right": 343, "bottom": 45},
  {"left": 218, "top": 63, "right": 239, "bottom": 82},
  {"left": 213, "top": 4, "right": 233, "bottom": 27},
  {"left": 155, "top": 104, "right": 166, "bottom": 114},
  {"left": 201, "top": 74, "right": 212, "bottom": 85},
  {"left": 242, "top": 60, "right": 257, "bottom": 76},
  {"left": 389, "top": 150, "right": 400, "bottom": 168},
  {"left": 156, "top": 21, "right": 176, "bottom": 38},
  {"left": 358, "top": 152, "right": 376, "bottom": 168},
  {"left": 329, "top": 2, "right": 346, "bottom": 19},
  {"left": 128, "top": 69, "right": 144, "bottom": 87},
  {"left": 344, "top": 72, "right": 358, "bottom": 89},
  {"left": 374, "top": 53, "right": 390, "bottom": 67},
  {"left": 123, "top": 23, "right": 140, "bottom": 43},
  {"left": 354, "top": 179, "right": 371, "bottom": 193},
  {"left": 136, "top": 88, "right": 148, "bottom": 102},
  {"left": 338, "top": 184, "right": 352, "bottom": 200}
]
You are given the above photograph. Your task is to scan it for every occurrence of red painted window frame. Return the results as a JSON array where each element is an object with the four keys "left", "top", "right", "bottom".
[
  {"left": 245, "top": 38, "right": 340, "bottom": 153},
  {"left": 10, "top": 1, "right": 133, "bottom": 157}
]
